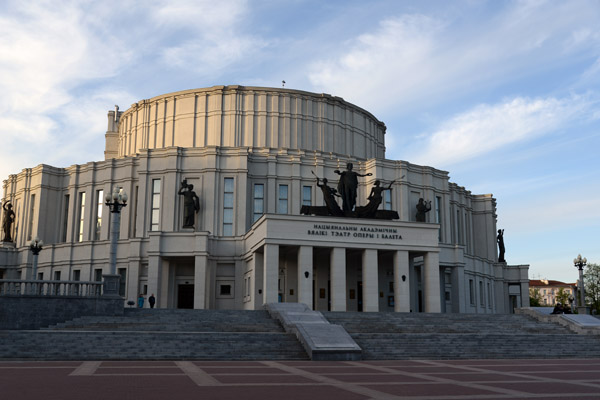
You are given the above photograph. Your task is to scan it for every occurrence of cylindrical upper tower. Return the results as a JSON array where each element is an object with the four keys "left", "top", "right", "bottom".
[{"left": 112, "top": 85, "right": 386, "bottom": 159}]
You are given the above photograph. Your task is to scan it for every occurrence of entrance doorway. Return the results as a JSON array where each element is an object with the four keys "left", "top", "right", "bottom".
[
  {"left": 357, "top": 281, "right": 363, "bottom": 312},
  {"left": 177, "top": 284, "right": 194, "bottom": 309}
]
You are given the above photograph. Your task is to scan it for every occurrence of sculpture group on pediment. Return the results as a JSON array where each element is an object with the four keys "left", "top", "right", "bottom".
[
  {"left": 179, "top": 180, "right": 200, "bottom": 228},
  {"left": 300, "top": 166, "right": 400, "bottom": 220},
  {"left": 2, "top": 201, "right": 15, "bottom": 242},
  {"left": 497, "top": 229, "right": 505, "bottom": 262},
  {"left": 415, "top": 198, "right": 431, "bottom": 222}
]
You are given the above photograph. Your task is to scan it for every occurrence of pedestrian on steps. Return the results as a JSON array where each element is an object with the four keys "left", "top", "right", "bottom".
[
  {"left": 138, "top": 294, "right": 144, "bottom": 308},
  {"left": 149, "top": 293, "right": 156, "bottom": 309}
]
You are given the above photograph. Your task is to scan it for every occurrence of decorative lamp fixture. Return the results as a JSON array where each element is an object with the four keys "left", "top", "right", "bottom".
[{"left": 29, "top": 236, "right": 43, "bottom": 255}]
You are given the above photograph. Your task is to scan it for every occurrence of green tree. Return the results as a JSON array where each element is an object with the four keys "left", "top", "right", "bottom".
[
  {"left": 584, "top": 263, "right": 600, "bottom": 314},
  {"left": 529, "top": 287, "right": 542, "bottom": 307},
  {"left": 556, "top": 287, "right": 570, "bottom": 305}
]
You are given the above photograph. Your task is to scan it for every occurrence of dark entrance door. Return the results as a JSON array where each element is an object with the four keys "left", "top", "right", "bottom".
[
  {"left": 177, "top": 284, "right": 194, "bottom": 309},
  {"left": 357, "top": 281, "right": 363, "bottom": 312}
]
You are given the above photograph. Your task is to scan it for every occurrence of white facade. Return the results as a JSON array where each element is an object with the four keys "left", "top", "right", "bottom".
[{"left": 1, "top": 85, "right": 529, "bottom": 313}]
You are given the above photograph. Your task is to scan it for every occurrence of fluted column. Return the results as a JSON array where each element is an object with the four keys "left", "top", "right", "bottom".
[
  {"left": 297, "top": 246, "right": 313, "bottom": 308},
  {"left": 393, "top": 250, "right": 410, "bottom": 312},
  {"left": 362, "top": 249, "right": 379, "bottom": 312},
  {"left": 423, "top": 252, "right": 441, "bottom": 313},
  {"left": 263, "top": 244, "right": 279, "bottom": 304},
  {"left": 330, "top": 247, "right": 347, "bottom": 311},
  {"left": 194, "top": 255, "right": 207, "bottom": 309}
]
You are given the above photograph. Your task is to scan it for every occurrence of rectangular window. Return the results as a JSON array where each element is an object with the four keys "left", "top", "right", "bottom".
[
  {"left": 469, "top": 279, "right": 475, "bottom": 305},
  {"left": 73, "top": 270, "right": 80, "bottom": 281},
  {"left": 302, "top": 186, "right": 312, "bottom": 207},
  {"left": 118, "top": 268, "right": 127, "bottom": 297},
  {"left": 384, "top": 190, "right": 392, "bottom": 210},
  {"left": 223, "top": 178, "right": 234, "bottom": 236},
  {"left": 278, "top": 184, "right": 288, "bottom": 214},
  {"left": 77, "top": 192, "right": 86, "bottom": 242},
  {"left": 479, "top": 281, "right": 485, "bottom": 306},
  {"left": 130, "top": 186, "right": 138, "bottom": 238},
  {"left": 54, "top": 271, "right": 61, "bottom": 281},
  {"left": 37, "top": 272, "right": 43, "bottom": 280},
  {"left": 253, "top": 184, "right": 264, "bottom": 223},
  {"left": 465, "top": 212, "right": 470, "bottom": 251},
  {"left": 456, "top": 209, "right": 462, "bottom": 245},
  {"left": 94, "top": 269, "right": 103, "bottom": 282},
  {"left": 487, "top": 282, "right": 492, "bottom": 308},
  {"left": 150, "top": 179, "right": 161, "bottom": 231},
  {"left": 61, "top": 195, "right": 70, "bottom": 243},
  {"left": 435, "top": 196, "right": 441, "bottom": 241},
  {"left": 27, "top": 194, "right": 36, "bottom": 241},
  {"left": 95, "top": 190, "right": 103, "bottom": 240}
]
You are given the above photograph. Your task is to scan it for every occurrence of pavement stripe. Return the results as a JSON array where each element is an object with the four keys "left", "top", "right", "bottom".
[
  {"left": 420, "top": 360, "right": 600, "bottom": 391},
  {"left": 347, "top": 360, "right": 530, "bottom": 398},
  {"left": 69, "top": 361, "right": 101, "bottom": 376},
  {"left": 263, "top": 360, "right": 408, "bottom": 399},
  {"left": 175, "top": 361, "right": 222, "bottom": 386}
]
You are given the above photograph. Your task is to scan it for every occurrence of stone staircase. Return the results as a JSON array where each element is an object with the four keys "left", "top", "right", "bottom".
[
  {"left": 322, "top": 311, "right": 600, "bottom": 360},
  {"left": 0, "top": 309, "right": 308, "bottom": 361}
]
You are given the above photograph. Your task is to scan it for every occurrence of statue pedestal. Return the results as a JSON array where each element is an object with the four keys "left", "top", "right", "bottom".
[
  {"left": 1, "top": 241, "right": 16, "bottom": 249},
  {"left": 577, "top": 306, "right": 590, "bottom": 315},
  {"left": 102, "top": 274, "right": 122, "bottom": 299}
]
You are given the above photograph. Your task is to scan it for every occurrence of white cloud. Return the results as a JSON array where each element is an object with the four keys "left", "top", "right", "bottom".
[
  {"left": 148, "top": 0, "right": 268, "bottom": 75},
  {"left": 308, "top": 14, "right": 442, "bottom": 111},
  {"left": 306, "top": 1, "right": 600, "bottom": 114},
  {"left": 411, "top": 95, "right": 593, "bottom": 167},
  {"left": 0, "top": 2, "right": 132, "bottom": 155}
]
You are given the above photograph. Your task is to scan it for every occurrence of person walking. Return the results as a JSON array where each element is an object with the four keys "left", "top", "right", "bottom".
[{"left": 149, "top": 293, "right": 156, "bottom": 309}]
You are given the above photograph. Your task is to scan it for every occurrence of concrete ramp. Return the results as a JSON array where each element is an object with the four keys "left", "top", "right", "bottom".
[{"left": 266, "top": 303, "right": 361, "bottom": 361}]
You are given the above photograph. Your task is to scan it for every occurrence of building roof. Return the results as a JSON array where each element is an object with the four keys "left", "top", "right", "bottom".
[{"left": 529, "top": 279, "right": 576, "bottom": 288}]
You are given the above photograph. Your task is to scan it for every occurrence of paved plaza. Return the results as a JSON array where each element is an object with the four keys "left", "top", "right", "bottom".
[{"left": 2, "top": 358, "right": 600, "bottom": 399}]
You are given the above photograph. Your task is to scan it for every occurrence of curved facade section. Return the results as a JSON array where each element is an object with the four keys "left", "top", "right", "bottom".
[{"left": 116, "top": 85, "right": 386, "bottom": 159}]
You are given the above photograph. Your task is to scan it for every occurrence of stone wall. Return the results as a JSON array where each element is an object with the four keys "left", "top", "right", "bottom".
[{"left": 0, "top": 295, "right": 123, "bottom": 330}]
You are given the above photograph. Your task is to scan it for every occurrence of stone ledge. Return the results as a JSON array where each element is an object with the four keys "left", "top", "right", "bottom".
[
  {"left": 517, "top": 307, "right": 600, "bottom": 335},
  {"left": 265, "top": 303, "right": 361, "bottom": 361}
]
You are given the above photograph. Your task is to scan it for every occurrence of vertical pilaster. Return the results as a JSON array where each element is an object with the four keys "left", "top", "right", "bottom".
[
  {"left": 362, "top": 249, "right": 379, "bottom": 312},
  {"left": 330, "top": 247, "right": 346, "bottom": 311},
  {"left": 254, "top": 252, "right": 264, "bottom": 309},
  {"left": 147, "top": 255, "right": 161, "bottom": 308},
  {"left": 393, "top": 250, "right": 410, "bottom": 312},
  {"left": 297, "top": 246, "right": 313, "bottom": 308},
  {"left": 263, "top": 244, "right": 279, "bottom": 304},
  {"left": 194, "top": 255, "right": 207, "bottom": 309},
  {"left": 455, "top": 265, "right": 467, "bottom": 313},
  {"left": 424, "top": 252, "right": 441, "bottom": 313},
  {"left": 127, "top": 261, "right": 140, "bottom": 305}
]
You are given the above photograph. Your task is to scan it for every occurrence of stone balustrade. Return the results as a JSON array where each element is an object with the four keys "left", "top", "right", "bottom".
[{"left": 0, "top": 279, "right": 103, "bottom": 297}]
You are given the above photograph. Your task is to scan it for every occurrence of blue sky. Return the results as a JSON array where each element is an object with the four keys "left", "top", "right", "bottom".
[{"left": 1, "top": 0, "right": 598, "bottom": 282}]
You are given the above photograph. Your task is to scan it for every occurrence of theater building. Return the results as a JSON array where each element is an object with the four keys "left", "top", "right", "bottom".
[{"left": 0, "top": 85, "right": 529, "bottom": 313}]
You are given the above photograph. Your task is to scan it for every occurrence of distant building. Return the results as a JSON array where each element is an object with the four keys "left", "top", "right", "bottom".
[
  {"left": 529, "top": 279, "right": 576, "bottom": 306},
  {"left": 1, "top": 86, "right": 529, "bottom": 313}
]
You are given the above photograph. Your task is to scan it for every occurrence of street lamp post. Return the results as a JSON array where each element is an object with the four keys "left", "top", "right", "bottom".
[
  {"left": 29, "top": 237, "right": 43, "bottom": 294},
  {"left": 103, "top": 187, "right": 127, "bottom": 298},
  {"left": 29, "top": 236, "right": 43, "bottom": 279},
  {"left": 574, "top": 254, "right": 588, "bottom": 315}
]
